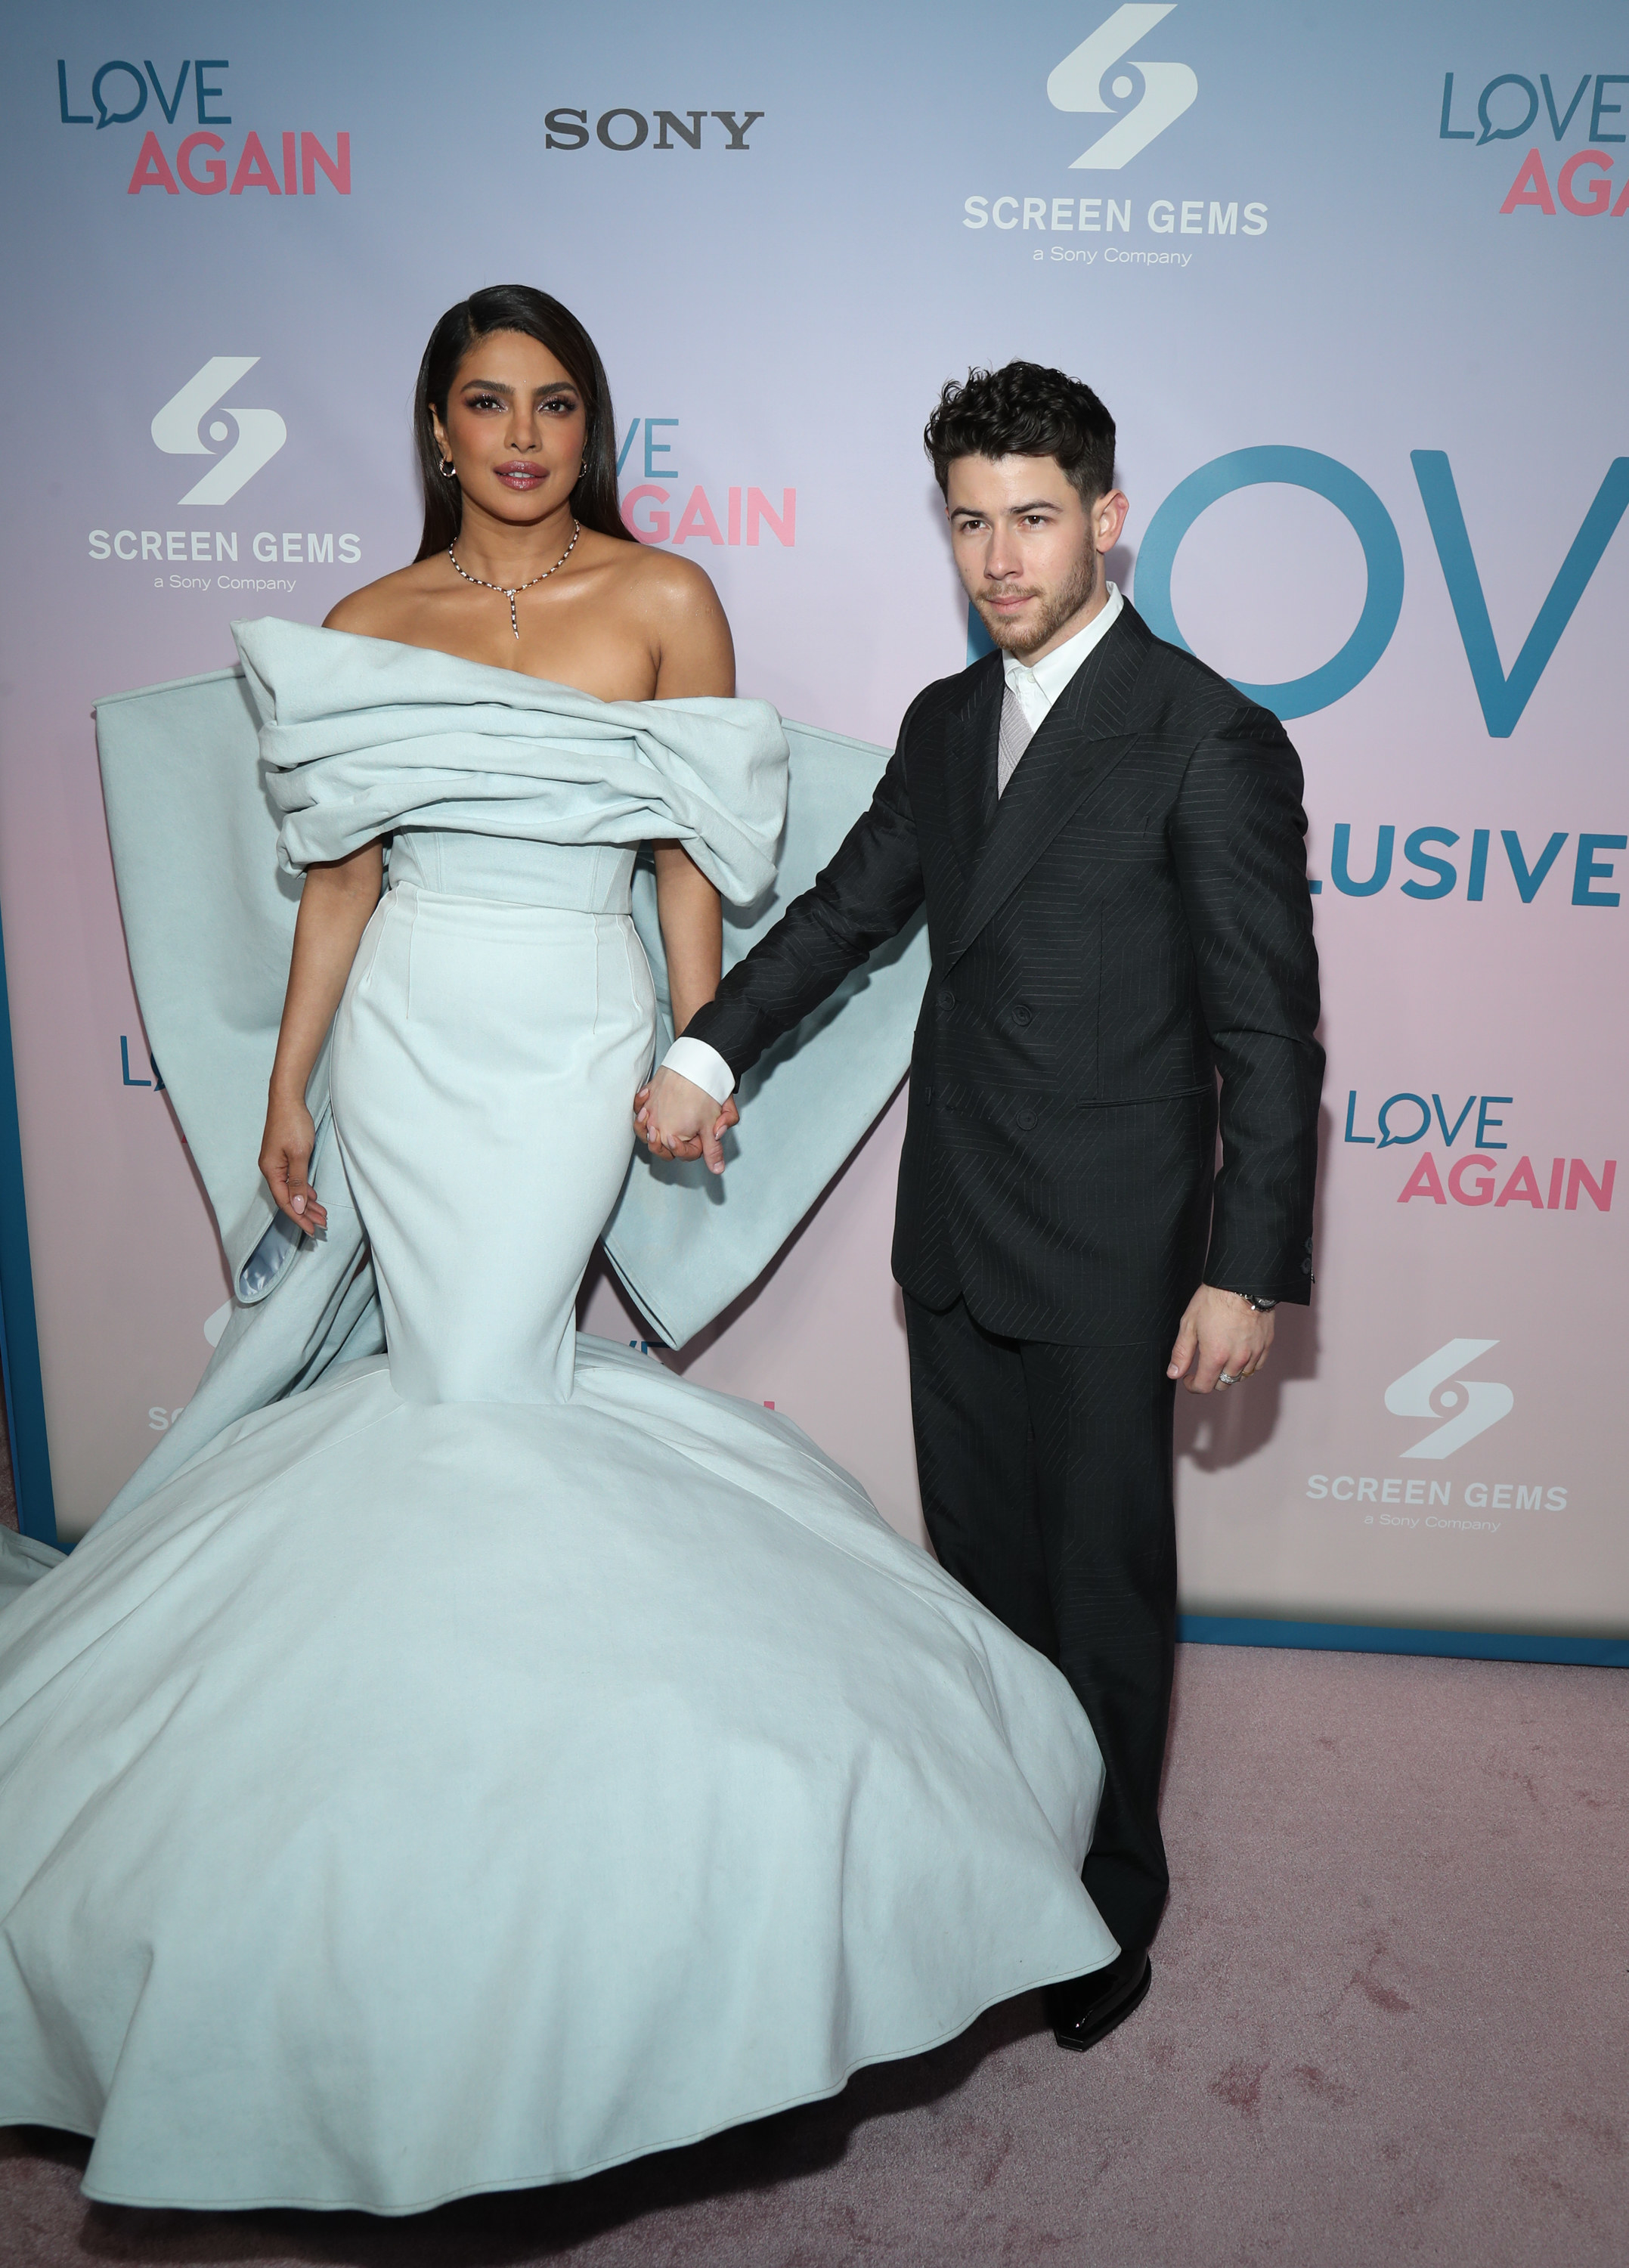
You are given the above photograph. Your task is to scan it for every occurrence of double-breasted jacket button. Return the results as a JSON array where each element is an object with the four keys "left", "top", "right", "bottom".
[
  {"left": 1014, "top": 1002, "right": 1033, "bottom": 1026},
  {"left": 938, "top": 989, "right": 956, "bottom": 1015},
  {"left": 1018, "top": 1105, "right": 1038, "bottom": 1131}
]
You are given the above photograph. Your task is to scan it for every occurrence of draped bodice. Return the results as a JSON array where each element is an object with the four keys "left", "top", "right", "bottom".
[{"left": 232, "top": 618, "right": 788, "bottom": 906}]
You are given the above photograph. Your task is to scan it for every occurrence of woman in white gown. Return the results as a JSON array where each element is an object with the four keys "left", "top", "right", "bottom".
[{"left": 0, "top": 287, "right": 1115, "bottom": 2214}]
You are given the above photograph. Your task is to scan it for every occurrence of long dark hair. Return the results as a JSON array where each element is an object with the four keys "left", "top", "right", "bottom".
[{"left": 413, "top": 286, "right": 633, "bottom": 559}]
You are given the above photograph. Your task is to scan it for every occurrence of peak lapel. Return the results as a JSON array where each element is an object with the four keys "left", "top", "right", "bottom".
[
  {"left": 938, "top": 656, "right": 1003, "bottom": 879},
  {"left": 944, "top": 606, "right": 1152, "bottom": 970}
]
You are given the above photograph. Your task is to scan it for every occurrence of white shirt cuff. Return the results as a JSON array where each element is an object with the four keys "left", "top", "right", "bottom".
[{"left": 661, "top": 1036, "right": 736, "bottom": 1105}]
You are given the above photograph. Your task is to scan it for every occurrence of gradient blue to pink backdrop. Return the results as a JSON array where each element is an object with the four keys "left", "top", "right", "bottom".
[{"left": 0, "top": 2, "right": 1623, "bottom": 1662}]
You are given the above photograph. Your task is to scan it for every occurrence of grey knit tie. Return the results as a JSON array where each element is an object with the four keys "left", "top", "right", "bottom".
[{"left": 997, "top": 680, "right": 1036, "bottom": 798}]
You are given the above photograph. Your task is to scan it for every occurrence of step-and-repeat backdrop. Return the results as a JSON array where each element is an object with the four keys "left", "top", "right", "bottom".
[{"left": 1, "top": 4, "right": 1622, "bottom": 1651}]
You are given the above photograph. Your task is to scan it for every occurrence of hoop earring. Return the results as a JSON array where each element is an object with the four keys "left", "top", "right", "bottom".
[{"left": 439, "top": 457, "right": 458, "bottom": 479}]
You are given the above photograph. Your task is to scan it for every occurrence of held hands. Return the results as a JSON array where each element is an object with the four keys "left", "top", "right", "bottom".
[
  {"left": 259, "top": 1090, "right": 329, "bottom": 1235},
  {"left": 633, "top": 1067, "right": 739, "bottom": 1176},
  {"left": 1167, "top": 1285, "right": 1274, "bottom": 1394}
]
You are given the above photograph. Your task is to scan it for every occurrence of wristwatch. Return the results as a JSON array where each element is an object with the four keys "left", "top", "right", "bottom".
[{"left": 1204, "top": 1284, "right": 1279, "bottom": 1312}]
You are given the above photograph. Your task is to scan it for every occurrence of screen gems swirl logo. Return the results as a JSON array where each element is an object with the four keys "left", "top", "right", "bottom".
[
  {"left": 151, "top": 358, "right": 286, "bottom": 504},
  {"left": 1384, "top": 1340, "right": 1514, "bottom": 1460},
  {"left": 1048, "top": 3, "right": 1198, "bottom": 169}
]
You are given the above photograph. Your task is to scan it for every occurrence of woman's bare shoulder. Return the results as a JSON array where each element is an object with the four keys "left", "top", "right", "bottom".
[
  {"left": 608, "top": 543, "right": 730, "bottom": 643},
  {"left": 573, "top": 535, "right": 732, "bottom": 696},
  {"left": 323, "top": 558, "right": 444, "bottom": 635},
  {"left": 607, "top": 539, "right": 720, "bottom": 615},
  {"left": 619, "top": 546, "right": 733, "bottom": 695}
]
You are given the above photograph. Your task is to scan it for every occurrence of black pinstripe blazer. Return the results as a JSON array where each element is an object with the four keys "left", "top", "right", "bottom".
[{"left": 686, "top": 603, "right": 1324, "bottom": 1344}]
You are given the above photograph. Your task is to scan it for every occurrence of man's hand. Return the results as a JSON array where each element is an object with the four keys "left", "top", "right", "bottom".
[
  {"left": 1167, "top": 1286, "right": 1274, "bottom": 1394},
  {"left": 633, "top": 1067, "right": 739, "bottom": 1176}
]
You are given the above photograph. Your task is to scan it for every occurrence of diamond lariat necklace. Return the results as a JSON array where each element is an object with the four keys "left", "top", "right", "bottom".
[{"left": 448, "top": 520, "right": 580, "bottom": 638}]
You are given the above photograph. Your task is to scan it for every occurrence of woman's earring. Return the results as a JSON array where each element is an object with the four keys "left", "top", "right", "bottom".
[
  {"left": 439, "top": 456, "right": 457, "bottom": 479},
  {"left": 579, "top": 457, "right": 588, "bottom": 476}
]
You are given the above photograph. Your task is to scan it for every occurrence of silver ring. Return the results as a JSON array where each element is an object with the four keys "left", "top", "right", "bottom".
[{"left": 1218, "top": 1371, "right": 1241, "bottom": 1387}]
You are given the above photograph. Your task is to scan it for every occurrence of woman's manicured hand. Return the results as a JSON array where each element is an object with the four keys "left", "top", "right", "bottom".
[{"left": 260, "top": 1091, "right": 328, "bottom": 1232}]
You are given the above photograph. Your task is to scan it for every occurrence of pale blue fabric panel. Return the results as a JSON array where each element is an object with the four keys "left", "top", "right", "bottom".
[
  {"left": 94, "top": 1109, "right": 385, "bottom": 1532},
  {"left": 0, "top": 1529, "right": 63, "bottom": 1604},
  {"left": 94, "top": 664, "right": 314, "bottom": 1295}
]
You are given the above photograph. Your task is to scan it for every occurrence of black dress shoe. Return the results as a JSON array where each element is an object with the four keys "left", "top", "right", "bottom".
[{"left": 1045, "top": 1945, "right": 1151, "bottom": 2053}]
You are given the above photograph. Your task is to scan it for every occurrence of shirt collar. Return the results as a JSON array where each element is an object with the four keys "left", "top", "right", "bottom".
[{"left": 1001, "top": 581, "right": 1123, "bottom": 706}]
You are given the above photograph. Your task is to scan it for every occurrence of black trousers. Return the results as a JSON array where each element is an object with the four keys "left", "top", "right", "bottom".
[{"left": 903, "top": 1292, "right": 1177, "bottom": 1955}]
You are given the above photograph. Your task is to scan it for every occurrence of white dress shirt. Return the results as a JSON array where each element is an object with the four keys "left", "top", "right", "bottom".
[
  {"left": 999, "top": 580, "right": 1123, "bottom": 741},
  {"left": 662, "top": 584, "right": 1124, "bottom": 1105}
]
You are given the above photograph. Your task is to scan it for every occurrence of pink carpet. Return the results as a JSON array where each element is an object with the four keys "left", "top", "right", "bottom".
[{"left": 3, "top": 1626, "right": 1623, "bottom": 2268}]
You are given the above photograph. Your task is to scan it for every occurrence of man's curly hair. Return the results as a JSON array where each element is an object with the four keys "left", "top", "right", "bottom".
[{"left": 924, "top": 361, "right": 1116, "bottom": 502}]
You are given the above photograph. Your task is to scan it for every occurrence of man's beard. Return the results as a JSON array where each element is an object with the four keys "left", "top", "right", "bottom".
[{"left": 975, "top": 547, "right": 1098, "bottom": 658}]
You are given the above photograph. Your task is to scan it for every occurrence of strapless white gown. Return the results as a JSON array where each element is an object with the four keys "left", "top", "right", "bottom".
[{"left": 0, "top": 624, "right": 1115, "bottom": 2214}]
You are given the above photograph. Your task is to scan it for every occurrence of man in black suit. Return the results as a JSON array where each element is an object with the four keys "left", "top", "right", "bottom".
[{"left": 637, "top": 363, "right": 1324, "bottom": 2051}]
